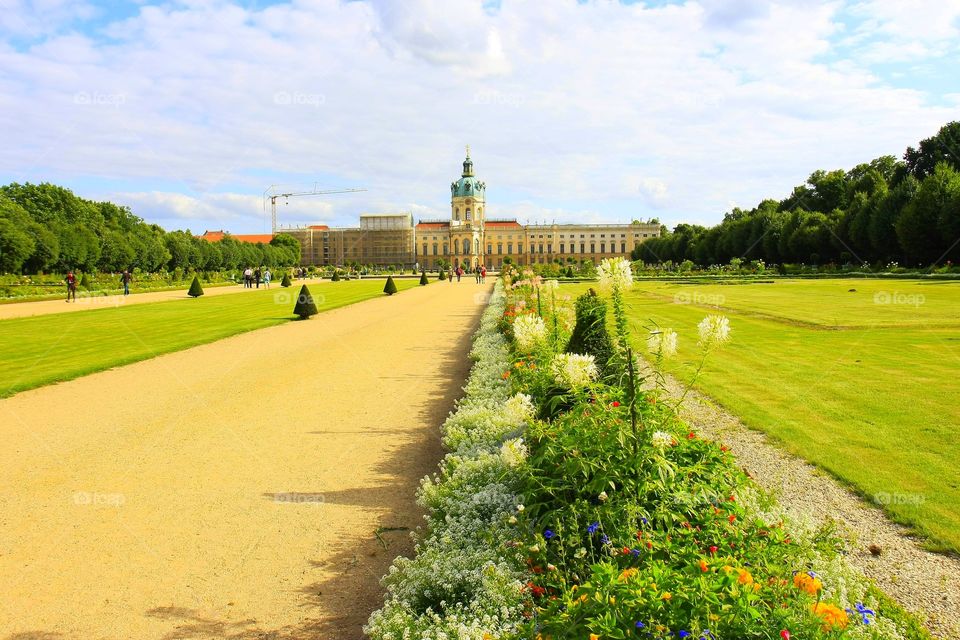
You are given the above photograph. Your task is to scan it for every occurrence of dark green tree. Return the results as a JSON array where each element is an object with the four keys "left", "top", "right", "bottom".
[
  {"left": 419, "top": 271, "right": 429, "bottom": 285},
  {"left": 383, "top": 275, "right": 398, "bottom": 295},
  {"left": 280, "top": 272, "right": 291, "bottom": 287},
  {"left": 187, "top": 275, "right": 204, "bottom": 297},
  {"left": 565, "top": 289, "right": 614, "bottom": 376},
  {"left": 293, "top": 284, "right": 318, "bottom": 319}
]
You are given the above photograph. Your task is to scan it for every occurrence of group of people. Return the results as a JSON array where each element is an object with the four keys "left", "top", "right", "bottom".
[
  {"left": 446, "top": 264, "right": 487, "bottom": 283},
  {"left": 242, "top": 267, "right": 272, "bottom": 288},
  {"left": 64, "top": 269, "right": 134, "bottom": 302}
]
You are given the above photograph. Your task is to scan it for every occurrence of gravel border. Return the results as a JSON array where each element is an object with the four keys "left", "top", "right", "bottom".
[{"left": 657, "top": 372, "right": 960, "bottom": 639}]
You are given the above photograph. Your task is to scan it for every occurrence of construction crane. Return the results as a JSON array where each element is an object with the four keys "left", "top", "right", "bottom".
[{"left": 263, "top": 185, "right": 367, "bottom": 233}]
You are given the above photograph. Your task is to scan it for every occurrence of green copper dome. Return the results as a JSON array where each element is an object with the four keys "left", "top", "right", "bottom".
[{"left": 451, "top": 147, "right": 486, "bottom": 198}]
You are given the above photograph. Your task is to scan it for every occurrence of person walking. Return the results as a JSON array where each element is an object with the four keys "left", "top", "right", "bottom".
[
  {"left": 121, "top": 269, "right": 132, "bottom": 296},
  {"left": 455, "top": 266, "right": 462, "bottom": 282},
  {"left": 254, "top": 267, "right": 262, "bottom": 289},
  {"left": 475, "top": 265, "right": 481, "bottom": 284},
  {"left": 65, "top": 271, "right": 77, "bottom": 302},
  {"left": 448, "top": 266, "right": 453, "bottom": 283},
  {"left": 481, "top": 265, "right": 487, "bottom": 283},
  {"left": 243, "top": 267, "right": 253, "bottom": 288},
  {"left": 263, "top": 268, "right": 272, "bottom": 288}
]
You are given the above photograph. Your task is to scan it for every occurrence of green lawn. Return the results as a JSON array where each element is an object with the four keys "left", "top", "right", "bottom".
[
  {"left": 564, "top": 278, "right": 960, "bottom": 553},
  {"left": 0, "top": 279, "right": 418, "bottom": 398}
]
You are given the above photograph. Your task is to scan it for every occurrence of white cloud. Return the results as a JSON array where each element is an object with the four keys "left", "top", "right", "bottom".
[{"left": 0, "top": 0, "right": 957, "bottom": 234}]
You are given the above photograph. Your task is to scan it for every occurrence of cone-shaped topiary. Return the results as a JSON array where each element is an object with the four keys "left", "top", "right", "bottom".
[
  {"left": 79, "top": 273, "right": 92, "bottom": 290},
  {"left": 293, "top": 284, "right": 318, "bottom": 319},
  {"left": 331, "top": 270, "right": 341, "bottom": 282},
  {"left": 383, "top": 275, "right": 398, "bottom": 295},
  {"left": 280, "top": 272, "right": 291, "bottom": 287},
  {"left": 566, "top": 288, "right": 614, "bottom": 375},
  {"left": 439, "top": 269, "right": 447, "bottom": 281},
  {"left": 187, "top": 275, "right": 204, "bottom": 297},
  {"left": 419, "top": 271, "right": 429, "bottom": 285}
]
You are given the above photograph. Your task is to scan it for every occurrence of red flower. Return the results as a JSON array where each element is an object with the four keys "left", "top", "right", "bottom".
[
  {"left": 709, "top": 545, "right": 718, "bottom": 554},
  {"left": 780, "top": 631, "right": 791, "bottom": 640},
  {"left": 611, "top": 401, "right": 621, "bottom": 407},
  {"left": 646, "top": 540, "right": 653, "bottom": 549},
  {"left": 720, "top": 445, "right": 729, "bottom": 452},
  {"left": 687, "top": 432, "right": 696, "bottom": 439},
  {"left": 728, "top": 514, "right": 736, "bottom": 523},
  {"left": 728, "top": 495, "right": 736, "bottom": 502},
  {"left": 622, "top": 546, "right": 631, "bottom": 555}
]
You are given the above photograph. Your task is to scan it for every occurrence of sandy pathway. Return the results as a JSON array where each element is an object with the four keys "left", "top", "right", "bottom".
[
  {"left": 0, "top": 278, "right": 335, "bottom": 320},
  {"left": 0, "top": 280, "right": 491, "bottom": 640}
]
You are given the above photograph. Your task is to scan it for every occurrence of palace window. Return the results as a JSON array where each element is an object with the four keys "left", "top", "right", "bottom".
[
  {"left": 580, "top": 243, "right": 585, "bottom": 253},
  {"left": 600, "top": 243, "right": 606, "bottom": 253},
  {"left": 590, "top": 243, "right": 595, "bottom": 253},
  {"left": 518, "top": 243, "right": 523, "bottom": 254},
  {"left": 433, "top": 243, "right": 438, "bottom": 256},
  {"left": 547, "top": 244, "right": 552, "bottom": 254},
  {"left": 538, "top": 244, "right": 544, "bottom": 254},
  {"left": 559, "top": 243, "right": 565, "bottom": 254},
  {"left": 422, "top": 243, "right": 428, "bottom": 256},
  {"left": 465, "top": 209, "right": 472, "bottom": 220},
  {"left": 443, "top": 243, "right": 448, "bottom": 255},
  {"left": 487, "top": 244, "right": 492, "bottom": 255},
  {"left": 621, "top": 242, "right": 626, "bottom": 253},
  {"left": 506, "top": 242, "right": 512, "bottom": 254}
]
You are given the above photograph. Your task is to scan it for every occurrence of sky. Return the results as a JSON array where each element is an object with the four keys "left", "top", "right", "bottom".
[{"left": 1, "top": 0, "right": 958, "bottom": 234}]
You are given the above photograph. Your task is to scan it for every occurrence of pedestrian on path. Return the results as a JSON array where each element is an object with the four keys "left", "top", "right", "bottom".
[
  {"left": 456, "top": 266, "right": 462, "bottom": 282},
  {"left": 474, "top": 265, "right": 481, "bottom": 284},
  {"left": 263, "top": 268, "right": 272, "bottom": 288},
  {"left": 481, "top": 266, "right": 486, "bottom": 283},
  {"left": 447, "top": 267, "right": 453, "bottom": 283},
  {"left": 243, "top": 267, "right": 253, "bottom": 288},
  {"left": 65, "top": 271, "right": 77, "bottom": 302},
  {"left": 121, "top": 269, "right": 132, "bottom": 296},
  {"left": 254, "top": 267, "right": 262, "bottom": 289}
]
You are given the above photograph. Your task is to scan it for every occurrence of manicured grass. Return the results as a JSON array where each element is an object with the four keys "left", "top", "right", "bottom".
[
  {"left": 0, "top": 279, "right": 418, "bottom": 398},
  {"left": 564, "top": 278, "right": 960, "bottom": 553}
]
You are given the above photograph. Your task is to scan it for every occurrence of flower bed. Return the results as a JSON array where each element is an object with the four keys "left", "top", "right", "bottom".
[{"left": 366, "top": 261, "right": 931, "bottom": 640}]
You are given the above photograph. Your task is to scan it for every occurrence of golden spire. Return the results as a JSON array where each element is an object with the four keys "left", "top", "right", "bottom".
[{"left": 465, "top": 144, "right": 470, "bottom": 158}]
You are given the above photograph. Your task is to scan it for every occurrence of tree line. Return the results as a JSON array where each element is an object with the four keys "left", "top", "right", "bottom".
[
  {"left": 634, "top": 121, "right": 960, "bottom": 268},
  {"left": 0, "top": 182, "right": 302, "bottom": 274}
]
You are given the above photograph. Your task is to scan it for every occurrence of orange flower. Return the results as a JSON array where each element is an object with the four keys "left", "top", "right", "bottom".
[
  {"left": 737, "top": 569, "right": 754, "bottom": 585},
  {"left": 810, "top": 602, "right": 849, "bottom": 631},
  {"left": 501, "top": 371, "right": 511, "bottom": 379},
  {"left": 698, "top": 559, "right": 709, "bottom": 573},
  {"left": 661, "top": 592, "right": 672, "bottom": 601},
  {"left": 590, "top": 635, "right": 600, "bottom": 640},
  {"left": 793, "top": 572, "right": 823, "bottom": 595}
]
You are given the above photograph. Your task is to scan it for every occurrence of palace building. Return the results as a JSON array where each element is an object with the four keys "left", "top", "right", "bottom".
[{"left": 276, "top": 149, "right": 661, "bottom": 269}]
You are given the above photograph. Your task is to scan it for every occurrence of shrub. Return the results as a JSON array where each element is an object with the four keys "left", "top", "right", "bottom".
[
  {"left": 439, "top": 269, "right": 447, "bottom": 281},
  {"left": 383, "top": 275, "right": 398, "bottom": 295},
  {"left": 565, "top": 288, "right": 614, "bottom": 374},
  {"left": 79, "top": 273, "right": 92, "bottom": 290},
  {"left": 419, "top": 271, "right": 429, "bottom": 286},
  {"left": 293, "top": 284, "right": 318, "bottom": 319},
  {"left": 280, "top": 272, "right": 291, "bottom": 287},
  {"left": 187, "top": 275, "right": 204, "bottom": 297},
  {"left": 331, "top": 270, "right": 341, "bottom": 282}
]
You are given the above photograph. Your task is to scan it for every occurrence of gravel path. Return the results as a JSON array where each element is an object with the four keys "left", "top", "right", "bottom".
[
  {"left": 0, "top": 281, "right": 491, "bottom": 640},
  {"left": 658, "top": 373, "right": 960, "bottom": 639}
]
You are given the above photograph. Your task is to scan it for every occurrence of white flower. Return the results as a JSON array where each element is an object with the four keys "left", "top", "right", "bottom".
[
  {"left": 549, "top": 353, "right": 599, "bottom": 389},
  {"left": 543, "top": 279, "right": 559, "bottom": 291},
  {"left": 597, "top": 257, "right": 634, "bottom": 291},
  {"left": 516, "top": 504, "right": 525, "bottom": 512},
  {"left": 652, "top": 430, "right": 674, "bottom": 449},
  {"left": 502, "top": 393, "right": 535, "bottom": 426},
  {"left": 697, "top": 314, "right": 731, "bottom": 349},
  {"left": 500, "top": 438, "right": 528, "bottom": 468},
  {"left": 647, "top": 328, "right": 678, "bottom": 358},
  {"left": 512, "top": 314, "right": 547, "bottom": 352},
  {"left": 598, "top": 491, "right": 608, "bottom": 502}
]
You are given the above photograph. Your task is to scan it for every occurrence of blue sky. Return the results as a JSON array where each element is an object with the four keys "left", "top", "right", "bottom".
[{"left": 1, "top": 0, "right": 958, "bottom": 234}]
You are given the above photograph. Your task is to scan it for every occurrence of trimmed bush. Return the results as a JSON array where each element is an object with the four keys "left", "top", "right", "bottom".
[
  {"left": 383, "top": 275, "right": 398, "bottom": 295},
  {"left": 565, "top": 288, "right": 614, "bottom": 374},
  {"left": 419, "top": 271, "right": 429, "bottom": 286},
  {"left": 293, "top": 284, "right": 318, "bottom": 319},
  {"left": 439, "top": 269, "right": 447, "bottom": 281},
  {"left": 280, "top": 273, "right": 291, "bottom": 287},
  {"left": 332, "top": 270, "right": 341, "bottom": 282},
  {"left": 187, "top": 275, "right": 204, "bottom": 297},
  {"left": 79, "top": 273, "right": 92, "bottom": 290}
]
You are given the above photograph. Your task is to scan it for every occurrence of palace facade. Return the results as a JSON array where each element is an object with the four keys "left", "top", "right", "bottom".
[{"left": 273, "top": 150, "right": 661, "bottom": 270}]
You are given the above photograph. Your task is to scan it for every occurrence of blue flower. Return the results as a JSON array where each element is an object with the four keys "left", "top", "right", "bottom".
[
  {"left": 587, "top": 521, "right": 600, "bottom": 535},
  {"left": 630, "top": 548, "right": 641, "bottom": 557},
  {"left": 679, "top": 631, "right": 691, "bottom": 638},
  {"left": 641, "top": 517, "right": 649, "bottom": 525},
  {"left": 635, "top": 621, "right": 646, "bottom": 629},
  {"left": 600, "top": 534, "right": 610, "bottom": 545},
  {"left": 544, "top": 529, "right": 555, "bottom": 540},
  {"left": 848, "top": 602, "right": 875, "bottom": 625},
  {"left": 700, "top": 631, "right": 715, "bottom": 640}
]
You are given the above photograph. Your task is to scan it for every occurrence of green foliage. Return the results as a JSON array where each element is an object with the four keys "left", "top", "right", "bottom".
[
  {"left": 293, "top": 284, "right": 318, "bottom": 319},
  {"left": 331, "top": 270, "right": 341, "bottom": 282},
  {"left": 635, "top": 121, "right": 960, "bottom": 268},
  {"left": 383, "top": 275, "right": 398, "bottom": 295},
  {"left": 419, "top": 271, "right": 429, "bottom": 286},
  {"left": 0, "top": 182, "right": 299, "bottom": 274},
  {"left": 439, "top": 268, "right": 447, "bottom": 280},
  {"left": 187, "top": 275, "right": 204, "bottom": 297},
  {"left": 280, "top": 272, "right": 291, "bottom": 287},
  {"left": 79, "top": 272, "right": 92, "bottom": 290},
  {"left": 565, "top": 289, "right": 614, "bottom": 375}
]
